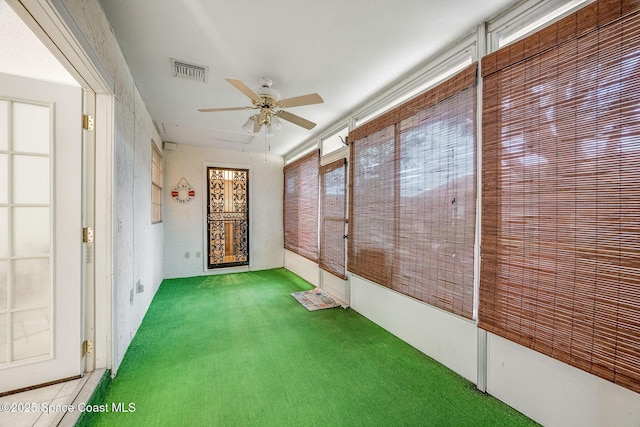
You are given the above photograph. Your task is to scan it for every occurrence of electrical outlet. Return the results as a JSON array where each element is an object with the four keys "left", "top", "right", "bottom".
[
  {"left": 196, "top": 251, "right": 201, "bottom": 258},
  {"left": 185, "top": 251, "right": 190, "bottom": 259}
]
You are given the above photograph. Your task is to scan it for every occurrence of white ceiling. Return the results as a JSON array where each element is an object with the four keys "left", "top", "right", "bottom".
[{"left": 98, "top": 0, "right": 516, "bottom": 156}]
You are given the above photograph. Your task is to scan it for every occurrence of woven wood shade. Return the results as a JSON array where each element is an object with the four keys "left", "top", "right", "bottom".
[
  {"left": 319, "top": 159, "right": 347, "bottom": 279},
  {"left": 480, "top": 0, "right": 640, "bottom": 393},
  {"left": 283, "top": 150, "right": 319, "bottom": 262},
  {"left": 349, "top": 64, "right": 477, "bottom": 318}
]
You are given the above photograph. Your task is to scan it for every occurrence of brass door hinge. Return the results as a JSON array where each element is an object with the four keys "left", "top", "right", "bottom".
[
  {"left": 83, "top": 114, "right": 94, "bottom": 130},
  {"left": 82, "top": 340, "right": 93, "bottom": 356},
  {"left": 82, "top": 227, "right": 94, "bottom": 243}
]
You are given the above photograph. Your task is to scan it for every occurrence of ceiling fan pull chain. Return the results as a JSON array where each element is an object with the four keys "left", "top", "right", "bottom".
[{"left": 264, "top": 129, "right": 268, "bottom": 162}]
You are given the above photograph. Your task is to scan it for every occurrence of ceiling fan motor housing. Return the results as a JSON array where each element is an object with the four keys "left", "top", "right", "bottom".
[{"left": 255, "top": 79, "right": 280, "bottom": 108}]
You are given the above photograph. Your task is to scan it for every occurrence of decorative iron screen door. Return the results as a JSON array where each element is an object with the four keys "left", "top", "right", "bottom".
[{"left": 207, "top": 167, "right": 249, "bottom": 268}]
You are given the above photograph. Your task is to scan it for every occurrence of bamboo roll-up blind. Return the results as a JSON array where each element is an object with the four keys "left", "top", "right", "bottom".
[
  {"left": 319, "top": 159, "right": 347, "bottom": 279},
  {"left": 348, "top": 126, "right": 396, "bottom": 287},
  {"left": 349, "top": 64, "right": 477, "bottom": 318},
  {"left": 480, "top": 0, "right": 640, "bottom": 393},
  {"left": 397, "top": 89, "right": 476, "bottom": 317},
  {"left": 283, "top": 150, "right": 319, "bottom": 262}
]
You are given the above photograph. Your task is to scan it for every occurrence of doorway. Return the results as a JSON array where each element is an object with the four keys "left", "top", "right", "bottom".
[
  {"left": 0, "top": 73, "right": 83, "bottom": 393},
  {"left": 0, "top": 0, "right": 115, "bottom": 395},
  {"left": 206, "top": 167, "right": 249, "bottom": 269}
]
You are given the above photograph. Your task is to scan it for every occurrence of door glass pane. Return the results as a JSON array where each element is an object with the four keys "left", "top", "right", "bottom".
[
  {"left": 0, "top": 313, "right": 6, "bottom": 363},
  {"left": 13, "top": 155, "right": 49, "bottom": 204},
  {"left": 12, "top": 207, "right": 50, "bottom": 256},
  {"left": 12, "top": 258, "right": 49, "bottom": 309},
  {"left": 0, "top": 260, "right": 6, "bottom": 310},
  {"left": 0, "top": 207, "right": 7, "bottom": 258},
  {"left": 13, "top": 102, "right": 50, "bottom": 154},
  {"left": 0, "top": 154, "right": 7, "bottom": 204},
  {"left": 13, "top": 308, "right": 50, "bottom": 361},
  {"left": 0, "top": 100, "right": 7, "bottom": 151}
]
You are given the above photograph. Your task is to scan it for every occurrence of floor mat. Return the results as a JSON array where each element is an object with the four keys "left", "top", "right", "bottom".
[{"left": 290, "top": 288, "right": 340, "bottom": 311}]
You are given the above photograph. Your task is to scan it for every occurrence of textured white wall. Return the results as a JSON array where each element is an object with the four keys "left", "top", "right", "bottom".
[
  {"left": 61, "top": 0, "right": 164, "bottom": 372},
  {"left": 162, "top": 144, "right": 284, "bottom": 279}
]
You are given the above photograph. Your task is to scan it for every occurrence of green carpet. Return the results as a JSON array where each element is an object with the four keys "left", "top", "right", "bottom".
[{"left": 87, "top": 268, "right": 537, "bottom": 426}]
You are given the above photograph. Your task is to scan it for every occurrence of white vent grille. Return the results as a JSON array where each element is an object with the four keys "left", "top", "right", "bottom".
[{"left": 171, "top": 58, "right": 209, "bottom": 83}]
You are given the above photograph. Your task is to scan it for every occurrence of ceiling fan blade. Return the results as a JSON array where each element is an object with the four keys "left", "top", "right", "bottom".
[
  {"left": 278, "top": 110, "right": 317, "bottom": 130},
  {"left": 225, "top": 78, "right": 262, "bottom": 103},
  {"left": 277, "top": 93, "right": 324, "bottom": 108},
  {"left": 197, "top": 106, "right": 251, "bottom": 112}
]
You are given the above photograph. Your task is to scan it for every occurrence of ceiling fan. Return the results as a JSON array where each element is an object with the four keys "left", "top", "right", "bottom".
[{"left": 198, "top": 77, "right": 323, "bottom": 133}]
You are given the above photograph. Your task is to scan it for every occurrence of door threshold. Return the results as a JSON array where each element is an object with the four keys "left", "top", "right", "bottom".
[
  {"left": 0, "top": 375, "right": 83, "bottom": 398},
  {"left": 57, "top": 368, "right": 109, "bottom": 427}
]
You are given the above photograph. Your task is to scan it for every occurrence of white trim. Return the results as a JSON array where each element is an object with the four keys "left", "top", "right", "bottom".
[
  {"left": 284, "top": 141, "right": 319, "bottom": 165},
  {"left": 486, "top": 0, "right": 595, "bottom": 53},
  {"left": 94, "top": 93, "right": 113, "bottom": 372},
  {"left": 475, "top": 21, "right": 488, "bottom": 393},
  {"left": 320, "top": 145, "right": 349, "bottom": 167},
  {"left": 320, "top": 121, "right": 350, "bottom": 142},
  {"left": 320, "top": 122, "right": 349, "bottom": 158}
]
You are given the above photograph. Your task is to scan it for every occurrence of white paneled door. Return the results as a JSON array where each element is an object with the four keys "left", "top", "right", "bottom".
[{"left": 0, "top": 73, "right": 82, "bottom": 393}]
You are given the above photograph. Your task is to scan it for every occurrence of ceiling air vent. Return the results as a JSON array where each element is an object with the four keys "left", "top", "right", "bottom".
[{"left": 170, "top": 58, "right": 209, "bottom": 83}]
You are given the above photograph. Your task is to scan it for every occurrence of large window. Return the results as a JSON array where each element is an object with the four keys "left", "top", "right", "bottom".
[
  {"left": 480, "top": 0, "right": 640, "bottom": 393},
  {"left": 151, "top": 141, "right": 163, "bottom": 223},
  {"left": 283, "top": 150, "right": 319, "bottom": 262},
  {"left": 349, "top": 64, "right": 477, "bottom": 319}
]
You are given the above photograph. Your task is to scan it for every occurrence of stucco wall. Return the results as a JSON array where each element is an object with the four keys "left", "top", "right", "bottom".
[{"left": 61, "top": 0, "right": 164, "bottom": 371}]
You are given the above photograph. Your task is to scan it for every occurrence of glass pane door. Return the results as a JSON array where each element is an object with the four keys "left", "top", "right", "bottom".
[
  {"left": 0, "top": 73, "right": 82, "bottom": 394},
  {"left": 0, "top": 99, "right": 52, "bottom": 364}
]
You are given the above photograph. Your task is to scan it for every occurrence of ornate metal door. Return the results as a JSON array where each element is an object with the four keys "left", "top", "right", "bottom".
[{"left": 207, "top": 167, "right": 249, "bottom": 268}]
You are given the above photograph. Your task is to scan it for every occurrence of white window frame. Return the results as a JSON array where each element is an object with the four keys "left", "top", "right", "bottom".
[
  {"left": 320, "top": 123, "right": 349, "bottom": 162},
  {"left": 486, "top": 0, "right": 595, "bottom": 53},
  {"left": 151, "top": 140, "right": 163, "bottom": 224}
]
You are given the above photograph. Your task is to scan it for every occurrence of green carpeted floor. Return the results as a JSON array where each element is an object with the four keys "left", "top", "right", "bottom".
[{"left": 87, "top": 269, "right": 537, "bottom": 426}]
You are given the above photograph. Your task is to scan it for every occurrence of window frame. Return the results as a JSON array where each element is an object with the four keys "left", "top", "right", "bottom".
[
  {"left": 486, "top": 0, "right": 595, "bottom": 52},
  {"left": 151, "top": 140, "right": 163, "bottom": 224}
]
